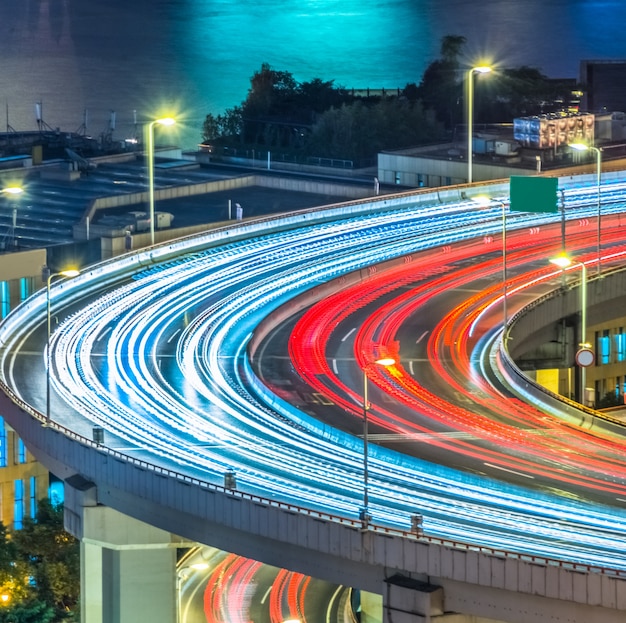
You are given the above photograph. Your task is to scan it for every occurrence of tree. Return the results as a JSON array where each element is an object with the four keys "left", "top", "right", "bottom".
[
  {"left": 243, "top": 62, "right": 298, "bottom": 120},
  {"left": 440, "top": 35, "right": 466, "bottom": 64},
  {"left": 476, "top": 66, "right": 581, "bottom": 120},
  {"left": 201, "top": 107, "right": 244, "bottom": 144},
  {"left": 11, "top": 500, "right": 79, "bottom": 619},
  {"left": 307, "top": 99, "right": 444, "bottom": 162},
  {"left": 0, "top": 599, "right": 56, "bottom": 623},
  {"left": 201, "top": 113, "right": 220, "bottom": 142},
  {"left": 417, "top": 35, "right": 467, "bottom": 129}
]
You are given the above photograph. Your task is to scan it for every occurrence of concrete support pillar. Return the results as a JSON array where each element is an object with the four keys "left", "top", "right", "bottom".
[
  {"left": 82, "top": 540, "right": 104, "bottom": 622},
  {"left": 381, "top": 575, "right": 505, "bottom": 623},
  {"left": 64, "top": 477, "right": 178, "bottom": 623},
  {"left": 383, "top": 575, "right": 444, "bottom": 623},
  {"left": 361, "top": 590, "right": 383, "bottom": 623},
  {"left": 79, "top": 516, "right": 177, "bottom": 623}
]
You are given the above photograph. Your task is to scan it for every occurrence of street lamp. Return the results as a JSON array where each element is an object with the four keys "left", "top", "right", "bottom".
[
  {"left": 361, "top": 356, "right": 395, "bottom": 527},
  {"left": 1, "top": 186, "right": 23, "bottom": 196},
  {"left": 569, "top": 143, "right": 602, "bottom": 274},
  {"left": 473, "top": 196, "right": 508, "bottom": 331},
  {"left": 1, "top": 186, "right": 23, "bottom": 249},
  {"left": 549, "top": 255, "right": 590, "bottom": 404},
  {"left": 467, "top": 66, "right": 492, "bottom": 184},
  {"left": 46, "top": 268, "right": 80, "bottom": 426},
  {"left": 147, "top": 117, "right": 176, "bottom": 245}
]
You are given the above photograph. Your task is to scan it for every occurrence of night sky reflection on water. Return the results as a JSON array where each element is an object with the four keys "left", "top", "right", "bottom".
[{"left": 0, "top": 0, "right": 625, "bottom": 148}]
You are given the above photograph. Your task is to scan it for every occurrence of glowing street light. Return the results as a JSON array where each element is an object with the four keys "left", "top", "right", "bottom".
[
  {"left": 147, "top": 117, "right": 176, "bottom": 245},
  {"left": 569, "top": 143, "right": 602, "bottom": 274},
  {"left": 1, "top": 186, "right": 23, "bottom": 196},
  {"left": 467, "top": 66, "right": 492, "bottom": 184},
  {"left": 46, "top": 268, "right": 80, "bottom": 426},
  {"left": 360, "top": 356, "right": 396, "bottom": 528},
  {"left": 549, "top": 255, "right": 590, "bottom": 404}
]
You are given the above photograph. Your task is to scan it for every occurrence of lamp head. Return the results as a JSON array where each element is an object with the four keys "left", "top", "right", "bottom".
[
  {"left": 59, "top": 269, "right": 80, "bottom": 278},
  {"left": 156, "top": 117, "right": 176, "bottom": 127},
  {"left": 471, "top": 195, "right": 505, "bottom": 208},
  {"left": 472, "top": 66, "right": 492, "bottom": 74},
  {"left": 568, "top": 143, "right": 588, "bottom": 152},
  {"left": 1, "top": 186, "right": 23, "bottom": 195},
  {"left": 549, "top": 255, "right": 572, "bottom": 269}
]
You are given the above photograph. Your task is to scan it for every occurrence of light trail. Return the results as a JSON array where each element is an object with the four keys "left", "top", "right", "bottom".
[{"left": 1, "top": 180, "right": 626, "bottom": 571}]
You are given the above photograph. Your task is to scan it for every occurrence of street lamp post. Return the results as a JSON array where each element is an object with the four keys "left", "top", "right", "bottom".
[
  {"left": 1, "top": 186, "right": 23, "bottom": 249},
  {"left": 569, "top": 143, "right": 602, "bottom": 274},
  {"left": 549, "top": 255, "right": 589, "bottom": 404},
  {"left": 361, "top": 356, "right": 395, "bottom": 527},
  {"left": 147, "top": 117, "right": 176, "bottom": 245},
  {"left": 46, "top": 268, "right": 80, "bottom": 426},
  {"left": 472, "top": 196, "right": 508, "bottom": 331},
  {"left": 467, "top": 66, "right": 492, "bottom": 184}
]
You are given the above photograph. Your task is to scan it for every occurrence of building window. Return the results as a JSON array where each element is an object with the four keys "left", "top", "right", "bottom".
[
  {"left": 48, "top": 476, "right": 64, "bottom": 507},
  {"left": 19, "top": 277, "right": 31, "bottom": 303},
  {"left": 597, "top": 329, "right": 610, "bottom": 365},
  {"left": 615, "top": 328, "right": 626, "bottom": 362},
  {"left": 0, "top": 418, "right": 6, "bottom": 468},
  {"left": 16, "top": 438, "right": 26, "bottom": 464},
  {"left": 0, "top": 282, "right": 9, "bottom": 319},
  {"left": 14, "top": 479, "right": 24, "bottom": 530},
  {"left": 29, "top": 477, "right": 37, "bottom": 519}
]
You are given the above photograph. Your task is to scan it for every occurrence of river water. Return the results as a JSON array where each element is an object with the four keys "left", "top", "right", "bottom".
[{"left": 1, "top": 0, "right": 626, "bottom": 149}]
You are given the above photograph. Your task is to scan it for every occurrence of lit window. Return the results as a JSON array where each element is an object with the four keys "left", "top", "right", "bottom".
[
  {"left": 16, "top": 438, "right": 26, "bottom": 464},
  {"left": 615, "top": 329, "right": 626, "bottom": 362},
  {"left": 48, "top": 478, "right": 64, "bottom": 506},
  {"left": 19, "top": 277, "right": 30, "bottom": 303},
  {"left": 597, "top": 330, "right": 610, "bottom": 365},
  {"left": 13, "top": 480, "right": 23, "bottom": 530},
  {"left": 0, "top": 418, "right": 6, "bottom": 468},
  {"left": 0, "top": 282, "right": 8, "bottom": 318},
  {"left": 29, "top": 477, "right": 37, "bottom": 518}
]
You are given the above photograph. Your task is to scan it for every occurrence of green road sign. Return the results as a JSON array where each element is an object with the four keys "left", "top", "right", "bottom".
[{"left": 510, "top": 176, "right": 558, "bottom": 213}]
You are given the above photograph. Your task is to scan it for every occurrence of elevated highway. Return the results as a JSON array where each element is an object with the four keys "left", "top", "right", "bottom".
[{"left": 1, "top": 174, "right": 626, "bottom": 623}]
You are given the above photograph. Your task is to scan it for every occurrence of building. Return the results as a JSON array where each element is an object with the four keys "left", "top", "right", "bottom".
[
  {"left": 0, "top": 249, "right": 55, "bottom": 529},
  {"left": 378, "top": 111, "right": 626, "bottom": 188},
  {"left": 580, "top": 59, "right": 626, "bottom": 114}
]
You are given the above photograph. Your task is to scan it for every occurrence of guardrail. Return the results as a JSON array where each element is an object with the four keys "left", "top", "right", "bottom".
[
  {"left": 501, "top": 263, "right": 626, "bottom": 430},
  {"left": 2, "top": 374, "right": 625, "bottom": 579},
  {"left": 5, "top": 175, "right": 626, "bottom": 585}
]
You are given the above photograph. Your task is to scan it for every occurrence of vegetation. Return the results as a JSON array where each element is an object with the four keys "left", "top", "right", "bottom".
[
  {"left": 0, "top": 499, "right": 79, "bottom": 623},
  {"left": 202, "top": 36, "right": 580, "bottom": 166},
  {"left": 202, "top": 62, "right": 446, "bottom": 165},
  {"left": 596, "top": 391, "right": 624, "bottom": 409}
]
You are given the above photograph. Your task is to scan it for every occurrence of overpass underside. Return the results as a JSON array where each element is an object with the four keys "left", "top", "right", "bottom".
[{"left": 59, "top": 474, "right": 626, "bottom": 623}]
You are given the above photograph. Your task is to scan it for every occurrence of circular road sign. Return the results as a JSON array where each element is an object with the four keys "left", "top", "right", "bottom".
[{"left": 575, "top": 348, "right": 595, "bottom": 367}]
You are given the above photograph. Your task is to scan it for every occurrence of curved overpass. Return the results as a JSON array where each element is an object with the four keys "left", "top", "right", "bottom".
[{"left": 1, "top": 176, "right": 626, "bottom": 622}]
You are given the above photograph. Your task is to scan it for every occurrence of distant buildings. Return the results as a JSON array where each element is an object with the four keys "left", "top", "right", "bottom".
[{"left": 580, "top": 60, "right": 626, "bottom": 114}]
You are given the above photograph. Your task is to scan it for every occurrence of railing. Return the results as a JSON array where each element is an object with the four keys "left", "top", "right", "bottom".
[
  {"left": 5, "top": 177, "right": 626, "bottom": 584},
  {"left": 501, "top": 263, "right": 626, "bottom": 429},
  {"left": 2, "top": 373, "right": 626, "bottom": 580}
]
